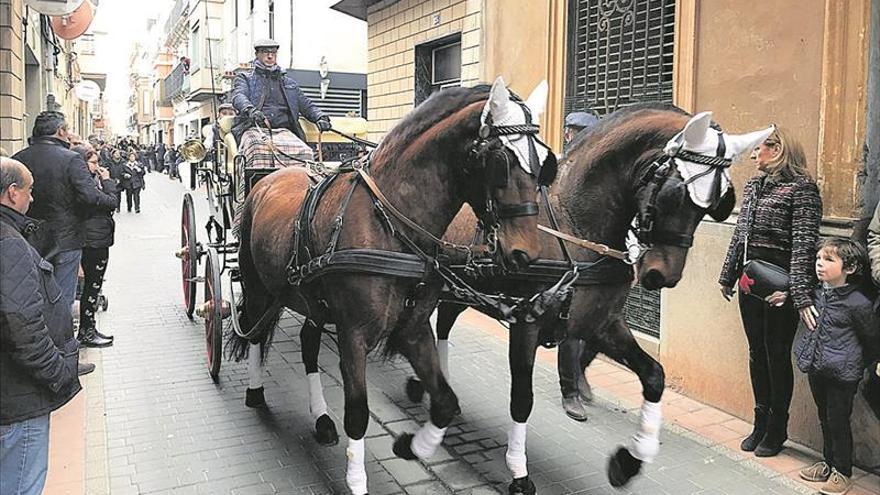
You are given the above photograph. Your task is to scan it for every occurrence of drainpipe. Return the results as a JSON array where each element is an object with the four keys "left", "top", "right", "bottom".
[{"left": 289, "top": 0, "right": 294, "bottom": 68}]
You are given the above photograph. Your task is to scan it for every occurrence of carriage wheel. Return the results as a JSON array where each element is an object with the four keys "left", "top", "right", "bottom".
[
  {"left": 204, "top": 248, "right": 223, "bottom": 382},
  {"left": 181, "top": 193, "right": 198, "bottom": 318}
]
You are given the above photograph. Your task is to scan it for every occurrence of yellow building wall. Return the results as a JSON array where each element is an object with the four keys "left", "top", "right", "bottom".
[
  {"left": 365, "top": 0, "right": 481, "bottom": 142},
  {"left": 663, "top": 0, "right": 878, "bottom": 466},
  {"left": 481, "top": 0, "right": 566, "bottom": 150},
  {"left": 0, "top": 0, "right": 24, "bottom": 153}
]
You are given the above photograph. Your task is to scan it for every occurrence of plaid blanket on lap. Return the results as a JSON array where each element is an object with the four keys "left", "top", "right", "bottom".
[
  {"left": 233, "top": 128, "right": 314, "bottom": 237},
  {"left": 239, "top": 127, "right": 314, "bottom": 169}
]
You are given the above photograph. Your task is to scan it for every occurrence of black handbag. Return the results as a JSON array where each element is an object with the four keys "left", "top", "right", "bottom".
[
  {"left": 737, "top": 180, "right": 791, "bottom": 300},
  {"left": 739, "top": 259, "right": 790, "bottom": 299}
]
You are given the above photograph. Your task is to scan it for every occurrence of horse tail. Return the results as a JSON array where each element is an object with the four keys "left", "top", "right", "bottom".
[{"left": 225, "top": 195, "right": 282, "bottom": 364}]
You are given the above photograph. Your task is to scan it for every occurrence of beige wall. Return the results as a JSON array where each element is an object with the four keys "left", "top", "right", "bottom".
[
  {"left": 365, "top": 0, "right": 481, "bottom": 142},
  {"left": 481, "top": 0, "right": 566, "bottom": 150},
  {"left": 664, "top": 0, "right": 878, "bottom": 467},
  {"left": 0, "top": 0, "right": 24, "bottom": 153}
]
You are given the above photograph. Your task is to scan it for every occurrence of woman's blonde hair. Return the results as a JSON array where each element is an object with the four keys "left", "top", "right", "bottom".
[{"left": 764, "top": 125, "right": 810, "bottom": 179}]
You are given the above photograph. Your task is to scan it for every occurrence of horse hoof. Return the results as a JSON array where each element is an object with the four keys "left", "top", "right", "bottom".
[
  {"left": 405, "top": 377, "right": 425, "bottom": 403},
  {"left": 392, "top": 433, "right": 418, "bottom": 460},
  {"left": 508, "top": 476, "right": 536, "bottom": 495},
  {"left": 607, "top": 446, "right": 642, "bottom": 488},
  {"left": 314, "top": 414, "right": 339, "bottom": 446},
  {"left": 245, "top": 387, "right": 266, "bottom": 408}
]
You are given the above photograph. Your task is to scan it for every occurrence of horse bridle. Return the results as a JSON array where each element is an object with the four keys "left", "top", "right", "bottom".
[
  {"left": 633, "top": 131, "right": 732, "bottom": 250},
  {"left": 467, "top": 99, "right": 555, "bottom": 253}
]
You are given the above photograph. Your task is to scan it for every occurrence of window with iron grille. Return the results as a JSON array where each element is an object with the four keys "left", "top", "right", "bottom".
[{"left": 565, "top": 0, "right": 676, "bottom": 339}]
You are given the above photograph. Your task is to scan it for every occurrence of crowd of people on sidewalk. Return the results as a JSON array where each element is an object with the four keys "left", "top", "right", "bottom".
[{"left": 0, "top": 110, "right": 188, "bottom": 494}]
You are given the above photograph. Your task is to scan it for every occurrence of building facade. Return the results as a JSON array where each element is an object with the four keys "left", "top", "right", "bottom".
[
  {"left": 0, "top": 0, "right": 100, "bottom": 153},
  {"left": 334, "top": 0, "right": 880, "bottom": 469},
  {"left": 151, "top": 0, "right": 368, "bottom": 148}
]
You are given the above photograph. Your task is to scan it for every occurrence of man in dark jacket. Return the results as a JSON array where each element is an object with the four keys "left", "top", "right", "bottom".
[
  {"left": 0, "top": 157, "right": 82, "bottom": 495},
  {"left": 557, "top": 111, "right": 601, "bottom": 422},
  {"left": 12, "top": 111, "right": 116, "bottom": 314},
  {"left": 230, "top": 39, "right": 331, "bottom": 143},
  {"left": 156, "top": 142, "right": 166, "bottom": 174}
]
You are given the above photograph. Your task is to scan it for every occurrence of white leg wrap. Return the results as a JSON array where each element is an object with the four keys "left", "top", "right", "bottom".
[
  {"left": 307, "top": 372, "right": 328, "bottom": 420},
  {"left": 410, "top": 421, "right": 447, "bottom": 459},
  {"left": 629, "top": 400, "right": 662, "bottom": 463},
  {"left": 345, "top": 437, "right": 368, "bottom": 495},
  {"left": 247, "top": 343, "right": 263, "bottom": 389},
  {"left": 437, "top": 340, "right": 450, "bottom": 380},
  {"left": 505, "top": 422, "right": 528, "bottom": 479}
]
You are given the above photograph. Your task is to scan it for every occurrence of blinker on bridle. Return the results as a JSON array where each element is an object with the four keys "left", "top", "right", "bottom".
[
  {"left": 469, "top": 99, "right": 551, "bottom": 227},
  {"left": 634, "top": 131, "right": 733, "bottom": 250}
]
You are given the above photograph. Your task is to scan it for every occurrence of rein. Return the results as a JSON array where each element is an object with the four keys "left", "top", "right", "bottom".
[{"left": 352, "top": 161, "right": 483, "bottom": 257}]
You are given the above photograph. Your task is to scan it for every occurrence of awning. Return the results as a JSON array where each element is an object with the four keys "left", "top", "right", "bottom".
[{"left": 330, "top": 0, "right": 397, "bottom": 21}]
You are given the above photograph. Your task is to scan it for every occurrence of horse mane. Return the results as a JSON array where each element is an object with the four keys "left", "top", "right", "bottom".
[
  {"left": 557, "top": 102, "right": 691, "bottom": 213},
  {"left": 371, "top": 85, "right": 493, "bottom": 166},
  {"left": 566, "top": 102, "right": 687, "bottom": 152}
]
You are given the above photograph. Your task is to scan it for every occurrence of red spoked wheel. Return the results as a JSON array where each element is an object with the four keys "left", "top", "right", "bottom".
[
  {"left": 204, "top": 247, "right": 223, "bottom": 382},
  {"left": 181, "top": 193, "right": 198, "bottom": 318}
]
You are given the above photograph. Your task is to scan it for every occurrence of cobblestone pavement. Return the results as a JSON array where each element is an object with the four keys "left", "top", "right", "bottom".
[{"left": 85, "top": 173, "right": 829, "bottom": 495}]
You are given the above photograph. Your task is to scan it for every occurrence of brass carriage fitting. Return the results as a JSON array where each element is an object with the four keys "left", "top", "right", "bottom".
[
  {"left": 174, "top": 246, "right": 189, "bottom": 259},
  {"left": 194, "top": 300, "right": 232, "bottom": 319},
  {"left": 194, "top": 302, "right": 208, "bottom": 318}
]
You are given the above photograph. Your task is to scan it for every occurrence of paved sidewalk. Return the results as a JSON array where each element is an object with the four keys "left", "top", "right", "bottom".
[{"left": 43, "top": 173, "right": 879, "bottom": 495}]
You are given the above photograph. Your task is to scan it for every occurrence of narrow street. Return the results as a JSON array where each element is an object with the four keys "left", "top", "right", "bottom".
[{"left": 40, "top": 172, "right": 877, "bottom": 495}]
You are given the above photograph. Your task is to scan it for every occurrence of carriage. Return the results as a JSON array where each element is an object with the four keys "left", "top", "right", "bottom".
[{"left": 175, "top": 115, "right": 370, "bottom": 382}]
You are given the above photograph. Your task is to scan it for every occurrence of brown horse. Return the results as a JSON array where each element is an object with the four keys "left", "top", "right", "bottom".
[
  {"left": 230, "top": 78, "right": 555, "bottom": 495},
  {"left": 406, "top": 104, "right": 775, "bottom": 493}
]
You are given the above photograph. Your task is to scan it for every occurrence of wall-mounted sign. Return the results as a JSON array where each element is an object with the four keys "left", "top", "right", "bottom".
[
  {"left": 24, "top": 0, "right": 84, "bottom": 16},
  {"left": 50, "top": 0, "right": 95, "bottom": 40},
  {"left": 74, "top": 80, "right": 101, "bottom": 102}
]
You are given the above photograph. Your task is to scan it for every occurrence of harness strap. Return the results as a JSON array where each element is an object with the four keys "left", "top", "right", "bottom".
[
  {"left": 540, "top": 185, "right": 574, "bottom": 266},
  {"left": 497, "top": 202, "right": 539, "bottom": 218},
  {"left": 537, "top": 224, "right": 628, "bottom": 261},
  {"left": 353, "top": 164, "right": 476, "bottom": 256}
]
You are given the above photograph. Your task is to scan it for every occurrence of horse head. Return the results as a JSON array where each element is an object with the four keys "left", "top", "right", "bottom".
[
  {"left": 635, "top": 111, "right": 774, "bottom": 289},
  {"left": 462, "top": 76, "right": 554, "bottom": 271}
]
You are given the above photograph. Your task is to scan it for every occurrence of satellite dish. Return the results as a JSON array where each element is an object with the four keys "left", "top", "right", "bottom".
[
  {"left": 24, "top": 0, "right": 84, "bottom": 16},
  {"left": 73, "top": 80, "right": 100, "bottom": 102},
  {"left": 50, "top": 0, "right": 95, "bottom": 40}
]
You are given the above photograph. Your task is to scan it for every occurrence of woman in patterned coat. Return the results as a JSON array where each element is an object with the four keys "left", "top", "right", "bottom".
[{"left": 718, "top": 125, "right": 823, "bottom": 458}]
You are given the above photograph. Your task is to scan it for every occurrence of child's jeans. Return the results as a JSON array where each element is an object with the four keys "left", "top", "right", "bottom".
[{"left": 808, "top": 373, "right": 859, "bottom": 476}]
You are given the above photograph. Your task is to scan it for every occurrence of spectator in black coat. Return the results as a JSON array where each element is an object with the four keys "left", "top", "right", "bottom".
[
  {"left": 156, "top": 142, "right": 167, "bottom": 174},
  {"left": 0, "top": 157, "right": 82, "bottom": 495},
  {"left": 11, "top": 111, "right": 117, "bottom": 314},
  {"left": 121, "top": 152, "right": 146, "bottom": 213},
  {"left": 71, "top": 146, "right": 116, "bottom": 348},
  {"left": 107, "top": 149, "right": 126, "bottom": 212}
]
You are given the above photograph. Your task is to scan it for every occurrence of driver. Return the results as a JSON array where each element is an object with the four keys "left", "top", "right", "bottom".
[{"left": 230, "top": 39, "right": 331, "bottom": 145}]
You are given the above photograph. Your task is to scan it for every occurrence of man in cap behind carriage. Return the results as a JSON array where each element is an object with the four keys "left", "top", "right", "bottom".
[{"left": 230, "top": 38, "right": 332, "bottom": 166}]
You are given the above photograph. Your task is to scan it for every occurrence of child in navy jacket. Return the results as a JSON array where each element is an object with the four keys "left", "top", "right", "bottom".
[{"left": 794, "top": 238, "right": 879, "bottom": 495}]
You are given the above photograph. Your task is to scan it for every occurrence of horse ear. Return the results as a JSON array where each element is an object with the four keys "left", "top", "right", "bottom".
[
  {"left": 487, "top": 76, "right": 511, "bottom": 122},
  {"left": 708, "top": 188, "right": 736, "bottom": 222},
  {"left": 725, "top": 126, "right": 775, "bottom": 159},
  {"left": 525, "top": 80, "right": 548, "bottom": 123},
  {"left": 681, "top": 111, "right": 713, "bottom": 147}
]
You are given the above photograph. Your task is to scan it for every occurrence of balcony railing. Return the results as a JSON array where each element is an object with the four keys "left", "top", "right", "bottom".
[
  {"left": 164, "top": 0, "right": 190, "bottom": 48},
  {"left": 163, "top": 63, "right": 190, "bottom": 102}
]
